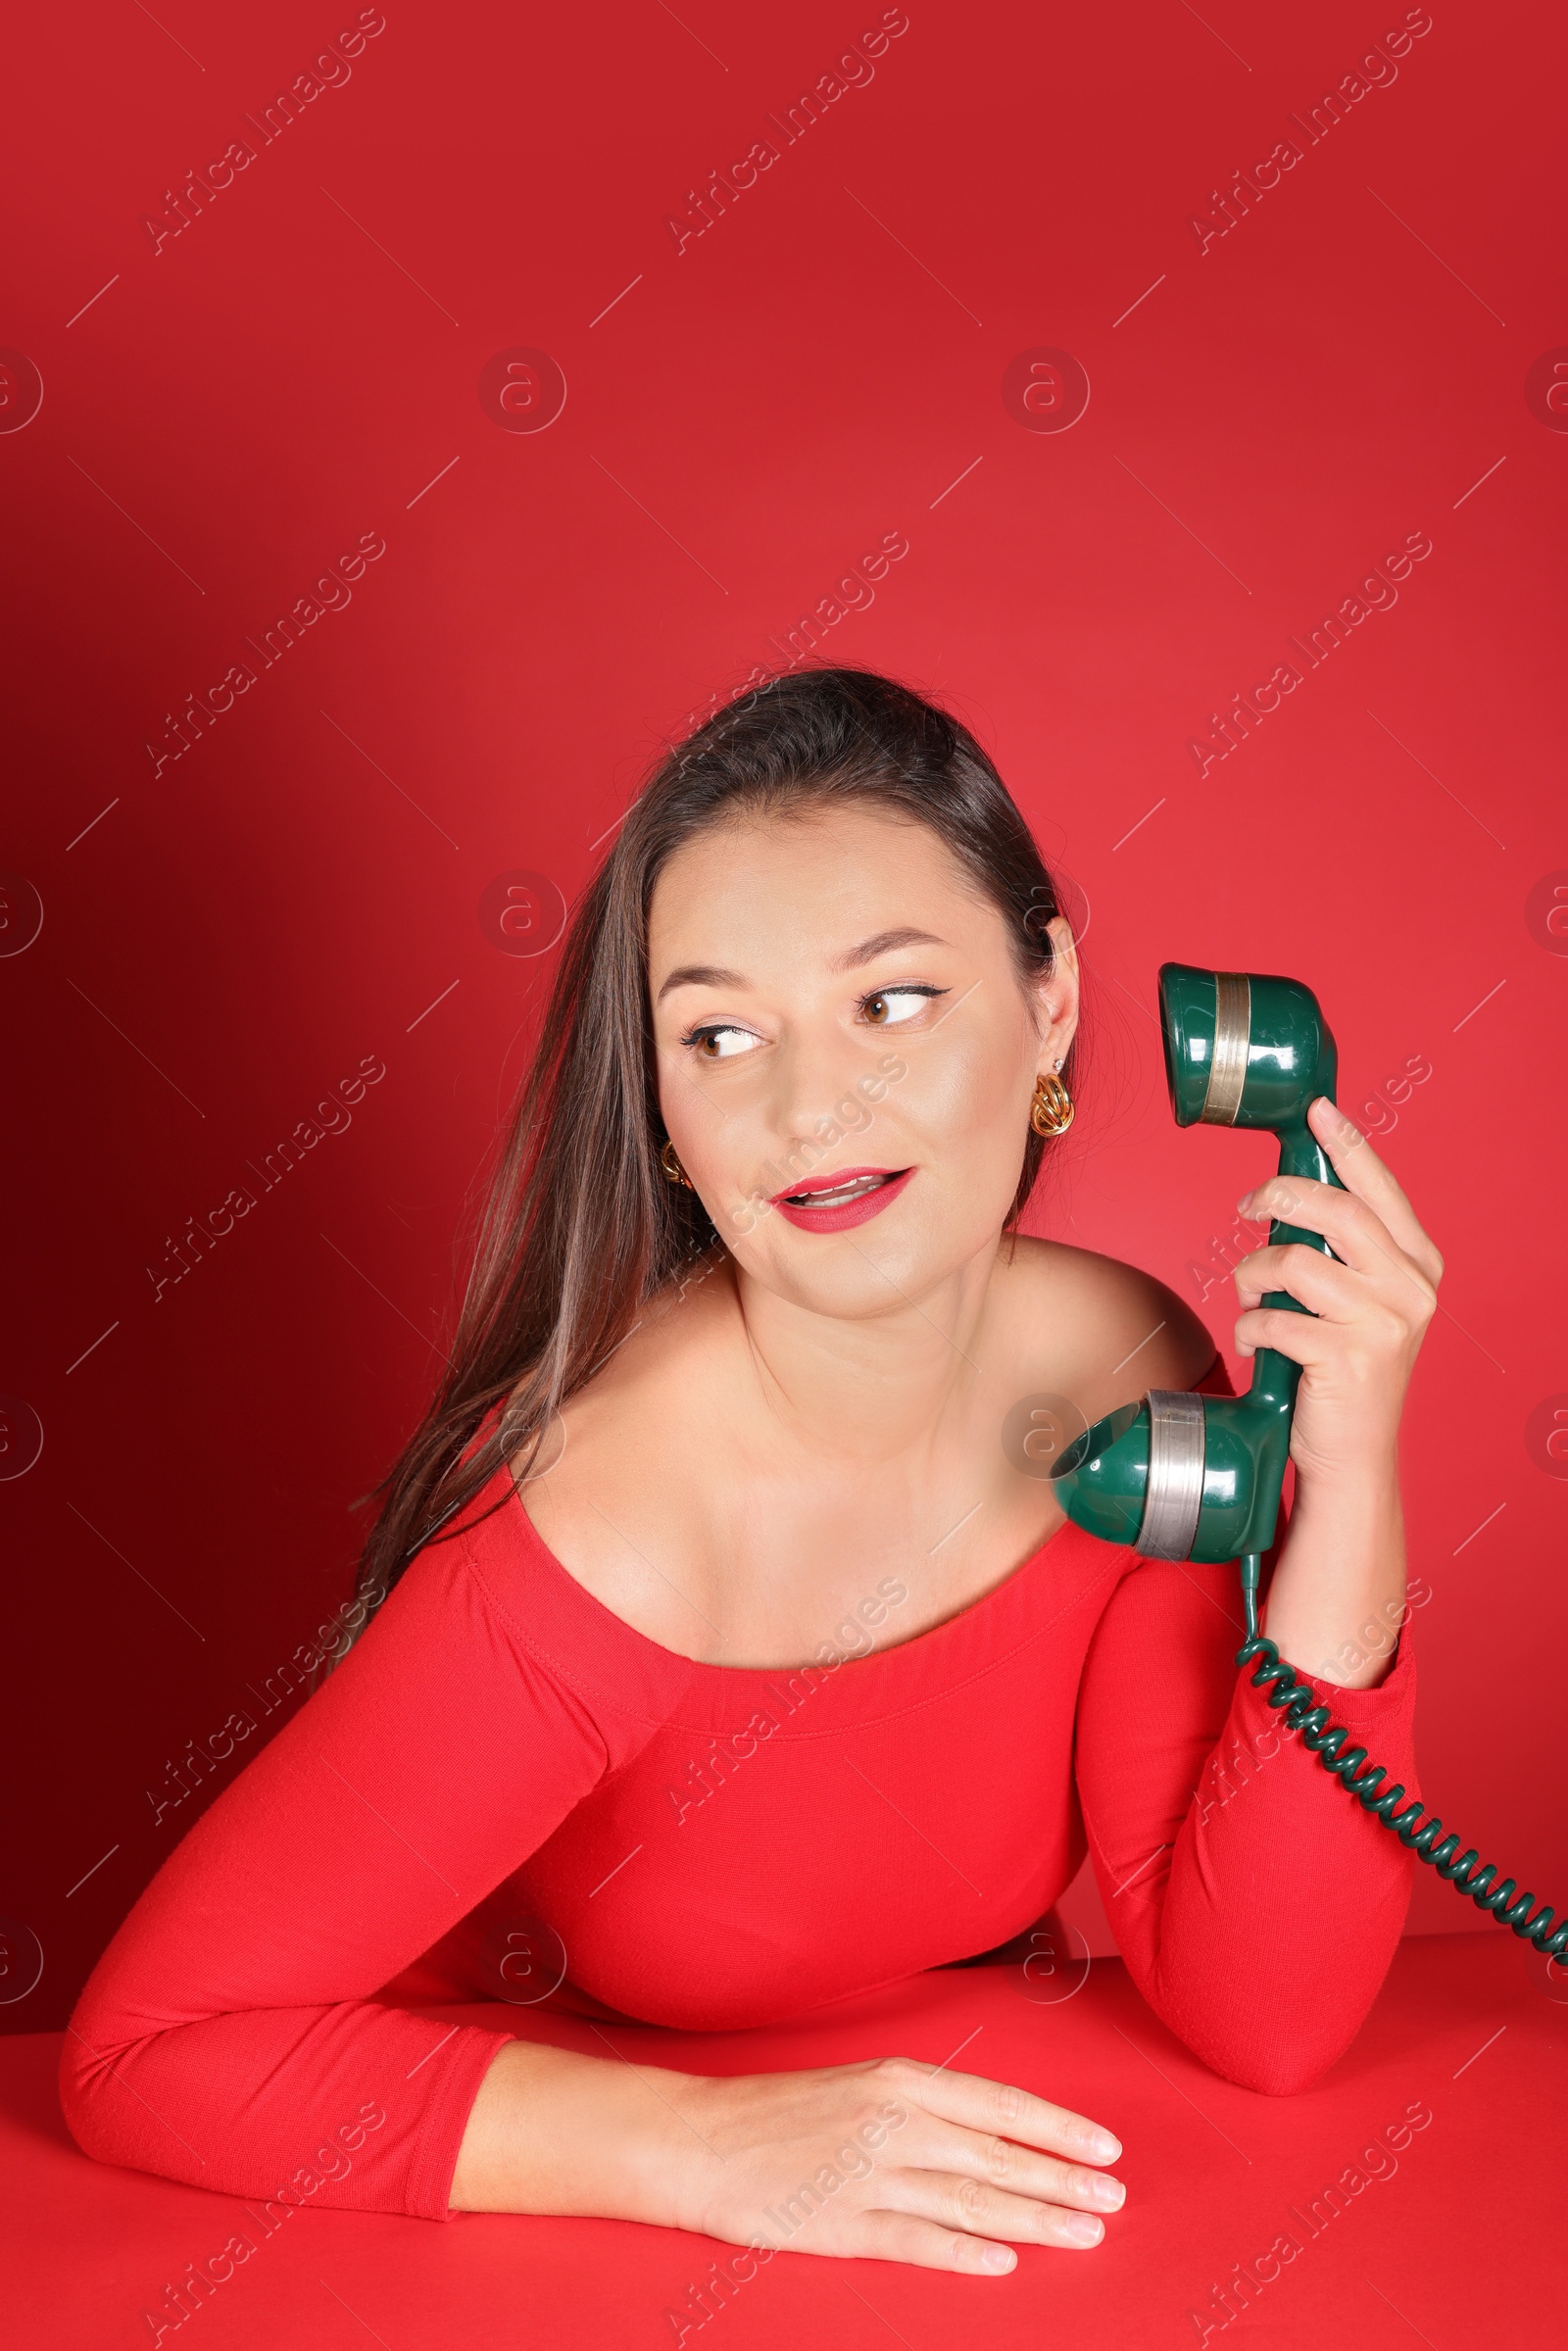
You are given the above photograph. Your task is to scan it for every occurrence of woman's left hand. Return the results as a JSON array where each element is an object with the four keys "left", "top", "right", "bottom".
[{"left": 1231, "top": 1095, "right": 1443, "bottom": 1494}]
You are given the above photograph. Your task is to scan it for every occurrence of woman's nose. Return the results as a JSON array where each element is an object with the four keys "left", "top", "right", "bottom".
[{"left": 766, "top": 1037, "right": 879, "bottom": 1158}]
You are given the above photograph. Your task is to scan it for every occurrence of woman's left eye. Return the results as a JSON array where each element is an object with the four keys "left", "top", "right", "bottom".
[
  {"left": 685, "top": 1024, "right": 761, "bottom": 1060},
  {"left": 859, "top": 986, "right": 947, "bottom": 1026}
]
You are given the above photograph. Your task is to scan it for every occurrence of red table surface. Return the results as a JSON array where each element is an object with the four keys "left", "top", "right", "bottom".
[{"left": 4, "top": 1931, "right": 1562, "bottom": 2351}]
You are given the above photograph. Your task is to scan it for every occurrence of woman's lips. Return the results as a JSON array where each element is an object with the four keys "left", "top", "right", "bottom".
[{"left": 769, "top": 1166, "right": 915, "bottom": 1233}]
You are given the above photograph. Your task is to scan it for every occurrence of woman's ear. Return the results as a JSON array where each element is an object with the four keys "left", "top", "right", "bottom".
[{"left": 1033, "top": 913, "right": 1080, "bottom": 1064}]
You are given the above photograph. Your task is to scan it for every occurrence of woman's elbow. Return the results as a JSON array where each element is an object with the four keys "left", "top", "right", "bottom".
[
  {"left": 1200, "top": 2025, "right": 1360, "bottom": 2098},
  {"left": 1221, "top": 2049, "right": 1334, "bottom": 2098},
  {"left": 59, "top": 2033, "right": 114, "bottom": 2163},
  {"left": 58, "top": 2017, "right": 155, "bottom": 2171}
]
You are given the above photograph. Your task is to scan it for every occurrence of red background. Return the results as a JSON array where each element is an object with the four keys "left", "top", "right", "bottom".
[{"left": 3, "top": 0, "right": 1565, "bottom": 2030}]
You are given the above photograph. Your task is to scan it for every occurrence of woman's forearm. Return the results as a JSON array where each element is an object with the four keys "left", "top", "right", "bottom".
[
  {"left": 1260, "top": 1455, "right": 1407, "bottom": 1691},
  {"left": 450, "top": 2039, "right": 687, "bottom": 2217}
]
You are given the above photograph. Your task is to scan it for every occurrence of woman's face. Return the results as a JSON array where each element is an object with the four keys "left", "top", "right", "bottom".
[{"left": 648, "top": 803, "right": 1079, "bottom": 1318}]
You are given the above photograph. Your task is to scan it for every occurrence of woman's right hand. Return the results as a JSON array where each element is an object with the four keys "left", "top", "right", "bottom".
[{"left": 454, "top": 2038, "right": 1126, "bottom": 2274}]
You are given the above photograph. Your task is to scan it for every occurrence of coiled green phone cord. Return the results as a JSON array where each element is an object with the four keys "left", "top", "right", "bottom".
[{"left": 1234, "top": 1556, "right": 1568, "bottom": 1962}]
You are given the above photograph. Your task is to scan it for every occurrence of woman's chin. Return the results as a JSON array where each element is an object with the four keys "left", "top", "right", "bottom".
[{"left": 746, "top": 1221, "right": 998, "bottom": 1322}]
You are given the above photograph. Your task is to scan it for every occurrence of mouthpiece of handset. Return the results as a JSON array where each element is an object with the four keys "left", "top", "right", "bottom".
[{"left": 1050, "top": 1388, "right": 1277, "bottom": 1565}]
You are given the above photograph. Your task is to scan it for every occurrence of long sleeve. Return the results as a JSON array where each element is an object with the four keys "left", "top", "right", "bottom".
[
  {"left": 59, "top": 1534, "right": 610, "bottom": 2219},
  {"left": 1072, "top": 1357, "right": 1419, "bottom": 2095}
]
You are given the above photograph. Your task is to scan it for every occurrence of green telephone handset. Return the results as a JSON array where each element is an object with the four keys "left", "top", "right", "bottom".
[{"left": 1049, "top": 962, "right": 1566, "bottom": 1961}]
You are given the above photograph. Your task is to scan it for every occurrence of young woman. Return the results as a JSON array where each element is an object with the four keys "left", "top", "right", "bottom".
[{"left": 62, "top": 670, "right": 1435, "bottom": 2278}]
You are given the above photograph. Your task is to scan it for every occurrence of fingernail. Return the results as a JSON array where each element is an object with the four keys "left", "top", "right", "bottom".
[
  {"left": 983, "top": 2245, "right": 1016, "bottom": 2272},
  {"left": 1065, "top": 2214, "right": 1103, "bottom": 2244},
  {"left": 1091, "top": 2177, "right": 1126, "bottom": 2209},
  {"left": 1236, "top": 1194, "right": 1253, "bottom": 1214},
  {"left": 1088, "top": 2131, "right": 1121, "bottom": 2161}
]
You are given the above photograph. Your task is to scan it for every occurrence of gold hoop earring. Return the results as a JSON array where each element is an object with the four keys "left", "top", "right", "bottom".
[
  {"left": 1030, "top": 1072, "right": 1074, "bottom": 1137},
  {"left": 660, "top": 1138, "right": 695, "bottom": 1191}
]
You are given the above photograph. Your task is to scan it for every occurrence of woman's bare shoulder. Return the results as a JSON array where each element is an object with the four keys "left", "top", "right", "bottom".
[
  {"left": 512, "top": 1249, "right": 738, "bottom": 1471},
  {"left": 503, "top": 1253, "right": 744, "bottom": 1631},
  {"left": 990, "top": 1233, "right": 1219, "bottom": 1417}
]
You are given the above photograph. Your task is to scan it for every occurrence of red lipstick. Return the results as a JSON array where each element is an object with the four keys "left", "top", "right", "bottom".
[{"left": 769, "top": 1165, "right": 915, "bottom": 1234}]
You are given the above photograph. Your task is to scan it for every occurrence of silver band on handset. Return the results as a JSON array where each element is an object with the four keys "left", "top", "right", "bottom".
[
  {"left": 1200, "top": 971, "right": 1250, "bottom": 1125},
  {"left": 1136, "top": 1389, "right": 1206, "bottom": 1560}
]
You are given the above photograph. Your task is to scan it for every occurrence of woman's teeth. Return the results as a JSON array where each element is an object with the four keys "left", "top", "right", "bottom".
[{"left": 791, "top": 1173, "right": 894, "bottom": 1207}]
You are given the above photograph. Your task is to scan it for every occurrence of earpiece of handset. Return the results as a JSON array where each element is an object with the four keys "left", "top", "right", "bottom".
[{"left": 1050, "top": 963, "right": 1345, "bottom": 1566}]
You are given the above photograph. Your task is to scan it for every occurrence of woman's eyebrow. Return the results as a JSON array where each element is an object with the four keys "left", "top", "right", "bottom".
[
  {"left": 829, "top": 926, "right": 947, "bottom": 972},
  {"left": 656, "top": 928, "right": 948, "bottom": 1004},
  {"left": 656, "top": 962, "right": 746, "bottom": 1003}
]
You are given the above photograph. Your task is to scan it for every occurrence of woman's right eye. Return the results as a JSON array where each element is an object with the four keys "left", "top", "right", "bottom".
[{"left": 685, "top": 1024, "right": 761, "bottom": 1060}]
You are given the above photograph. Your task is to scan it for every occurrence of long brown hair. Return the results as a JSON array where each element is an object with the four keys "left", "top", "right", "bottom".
[{"left": 353, "top": 667, "right": 1079, "bottom": 1617}]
